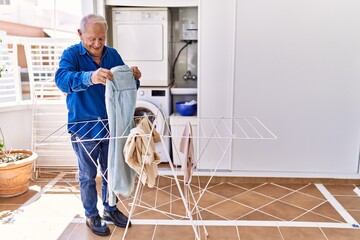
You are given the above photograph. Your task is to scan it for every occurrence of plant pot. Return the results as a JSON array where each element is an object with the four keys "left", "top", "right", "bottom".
[{"left": 0, "top": 149, "right": 37, "bottom": 198}]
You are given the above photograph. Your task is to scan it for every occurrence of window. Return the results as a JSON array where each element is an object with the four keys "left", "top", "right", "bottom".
[
  {"left": 0, "top": 0, "right": 11, "bottom": 5},
  {"left": 0, "top": 0, "right": 82, "bottom": 105}
]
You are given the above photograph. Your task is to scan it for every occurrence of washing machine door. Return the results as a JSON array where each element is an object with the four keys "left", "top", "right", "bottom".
[
  {"left": 135, "top": 100, "right": 169, "bottom": 162},
  {"left": 135, "top": 100, "right": 166, "bottom": 136}
]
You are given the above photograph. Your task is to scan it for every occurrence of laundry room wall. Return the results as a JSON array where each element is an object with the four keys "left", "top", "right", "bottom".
[
  {"left": 169, "top": 7, "right": 198, "bottom": 112},
  {"left": 0, "top": 107, "right": 32, "bottom": 150}
]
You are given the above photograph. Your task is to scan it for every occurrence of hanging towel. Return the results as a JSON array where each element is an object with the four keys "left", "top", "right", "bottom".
[
  {"left": 124, "top": 117, "right": 162, "bottom": 188},
  {"left": 179, "top": 121, "right": 195, "bottom": 184},
  {"left": 105, "top": 65, "right": 137, "bottom": 206}
]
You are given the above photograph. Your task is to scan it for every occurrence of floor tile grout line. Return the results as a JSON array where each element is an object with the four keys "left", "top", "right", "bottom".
[
  {"left": 195, "top": 184, "right": 244, "bottom": 210},
  {"left": 277, "top": 226, "right": 285, "bottom": 240},
  {"left": 251, "top": 183, "right": 306, "bottom": 202},
  {"left": 151, "top": 224, "right": 157, "bottom": 240},
  {"left": 231, "top": 197, "right": 286, "bottom": 222},
  {"left": 197, "top": 205, "right": 232, "bottom": 221},
  {"left": 67, "top": 218, "right": 360, "bottom": 229},
  {"left": 213, "top": 182, "right": 292, "bottom": 221},
  {"left": 289, "top": 200, "right": 343, "bottom": 223},
  {"left": 268, "top": 187, "right": 340, "bottom": 222},
  {"left": 197, "top": 185, "right": 282, "bottom": 221},
  {"left": 232, "top": 194, "right": 343, "bottom": 224},
  {"left": 319, "top": 226, "right": 330, "bottom": 240},
  {"left": 126, "top": 182, "right": 183, "bottom": 212},
  {"left": 132, "top": 202, "right": 189, "bottom": 219},
  {"left": 233, "top": 197, "right": 285, "bottom": 221},
  {"left": 206, "top": 182, "right": 350, "bottom": 225},
  {"left": 192, "top": 181, "right": 231, "bottom": 208},
  {"left": 290, "top": 184, "right": 329, "bottom": 202},
  {"left": 63, "top": 220, "right": 82, "bottom": 240},
  {"left": 201, "top": 199, "right": 285, "bottom": 221},
  {"left": 227, "top": 183, "right": 272, "bottom": 203},
  {"left": 109, "top": 224, "right": 117, "bottom": 240},
  {"left": 162, "top": 181, "right": 266, "bottom": 220},
  {"left": 315, "top": 183, "right": 360, "bottom": 227},
  {"left": 128, "top": 179, "right": 210, "bottom": 220},
  {"left": 126, "top": 185, "right": 212, "bottom": 220},
  {"left": 270, "top": 182, "right": 323, "bottom": 200},
  {"left": 227, "top": 182, "right": 269, "bottom": 201},
  {"left": 271, "top": 182, "right": 309, "bottom": 190},
  {"left": 291, "top": 200, "right": 341, "bottom": 223},
  {"left": 233, "top": 183, "right": 311, "bottom": 221},
  {"left": 235, "top": 225, "right": 241, "bottom": 240},
  {"left": 256, "top": 183, "right": 349, "bottom": 223},
  {"left": 270, "top": 183, "right": 322, "bottom": 203},
  {"left": 238, "top": 206, "right": 285, "bottom": 222},
  {"left": 197, "top": 182, "right": 268, "bottom": 209},
  {"left": 230, "top": 182, "right": 268, "bottom": 195}
]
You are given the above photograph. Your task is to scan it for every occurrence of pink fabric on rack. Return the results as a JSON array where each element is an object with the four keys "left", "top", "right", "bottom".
[{"left": 179, "top": 121, "right": 195, "bottom": 184}]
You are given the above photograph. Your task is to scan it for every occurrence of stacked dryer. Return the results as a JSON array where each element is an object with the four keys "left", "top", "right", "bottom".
[{"left": 112, "top": 8, "right": 171, "bottom": 162}]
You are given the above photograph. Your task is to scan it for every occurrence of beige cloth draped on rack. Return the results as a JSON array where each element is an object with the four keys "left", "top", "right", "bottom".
[
  {"left": 180, "top": 121, "right": 195, "bottom": 184},
  {"left": 124, "top": 117, "right": 162, "bottom": 188}
]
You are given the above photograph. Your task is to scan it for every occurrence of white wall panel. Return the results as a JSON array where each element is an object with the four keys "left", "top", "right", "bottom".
[
  {"left": 198, "top": 0, "right": 236, "bottom": 169},
  {"left": 232, "top": 0, "right": 360, "bottom": 175},
  {"left": 0, "top": 106, "right": 32, "bottom": 150}
]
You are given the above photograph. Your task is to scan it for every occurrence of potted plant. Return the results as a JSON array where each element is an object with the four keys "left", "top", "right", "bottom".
[{"left": 0, "top": 128, "right": 37, "bottom": 197}]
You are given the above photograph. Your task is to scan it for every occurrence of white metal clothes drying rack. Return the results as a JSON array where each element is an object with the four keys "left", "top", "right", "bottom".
[{"left": 37, "top": 108, "right": 277, "bottom": 240}]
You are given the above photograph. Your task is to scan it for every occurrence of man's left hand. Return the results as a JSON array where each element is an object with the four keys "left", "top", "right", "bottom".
[{"left": 131, "top": 66, "right": 142, "bottom": 80}]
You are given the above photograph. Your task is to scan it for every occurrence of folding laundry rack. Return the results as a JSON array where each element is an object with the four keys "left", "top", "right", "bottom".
[
  {"left": 38, "top": 106, "right": 277, "bottom": 240},
  {"left": 122, "top": 113, "right": 277, "bottom": 240}
]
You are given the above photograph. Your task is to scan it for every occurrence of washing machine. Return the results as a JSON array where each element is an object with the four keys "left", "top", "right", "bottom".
[{"left": 135, "top": 86, "right": 171, "bottom": 162}]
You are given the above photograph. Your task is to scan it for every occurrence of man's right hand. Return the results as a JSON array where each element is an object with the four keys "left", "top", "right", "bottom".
[{"left": 91, "top": 68, "right": 113, "bottom": 85}]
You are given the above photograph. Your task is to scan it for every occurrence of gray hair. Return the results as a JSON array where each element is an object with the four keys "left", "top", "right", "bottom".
[{"left": 79, "top": 14, "right": 108, "bottom": 33}]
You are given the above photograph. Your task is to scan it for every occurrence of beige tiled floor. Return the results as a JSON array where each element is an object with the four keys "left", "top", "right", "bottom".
[{"left": 2, "top": 172, "right": 360, "bottom": 240}]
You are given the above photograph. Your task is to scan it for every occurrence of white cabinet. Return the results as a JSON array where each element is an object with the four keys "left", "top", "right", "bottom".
[
  {"left": 199, "top": 0, "right": 360, "bottom": 177},
  {"left": 198, "top": 0, "right": 236, "bottom": 170}
]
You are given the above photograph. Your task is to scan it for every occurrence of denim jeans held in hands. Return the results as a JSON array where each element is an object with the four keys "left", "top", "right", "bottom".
[{"left": 105, "top": 65, "right": 138, "bottom": 206}]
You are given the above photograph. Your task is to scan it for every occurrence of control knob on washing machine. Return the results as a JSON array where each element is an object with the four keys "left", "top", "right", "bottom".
[{"left": 139, "top": 90, "right": 145, "bottom": 96}]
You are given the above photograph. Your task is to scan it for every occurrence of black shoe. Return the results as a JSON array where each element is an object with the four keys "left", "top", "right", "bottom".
[
  {"left": 86, "top": 215, "right": 110, "bottom": 236},
  {"left": 103, "top": 209, "right": 132, "bottom": 228}
]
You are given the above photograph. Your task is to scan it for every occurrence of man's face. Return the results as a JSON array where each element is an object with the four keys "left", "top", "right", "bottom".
[{"left": 79, "top": 22, "right": 106, "bottom": 58}]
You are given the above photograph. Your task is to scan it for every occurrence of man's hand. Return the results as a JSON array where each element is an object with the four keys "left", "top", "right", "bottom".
[
  {"left": 131, "top": 66, "right": 142, "bottom": 80},
  {"left": 91, "top": 68, "right": 113, "bottom": 85}
]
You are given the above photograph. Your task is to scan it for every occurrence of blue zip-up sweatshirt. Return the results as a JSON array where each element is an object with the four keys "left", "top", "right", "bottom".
[{"left": 55, "top": 42, "right": 139, "bottom": 138}]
